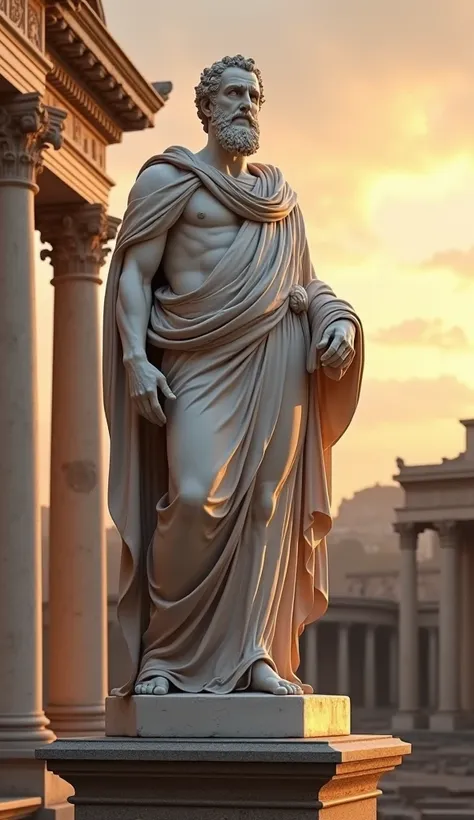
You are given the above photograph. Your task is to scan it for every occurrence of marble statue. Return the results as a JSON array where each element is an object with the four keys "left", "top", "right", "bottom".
[{"left": 103, "top": 55, "right": 364, "bottom": 699}]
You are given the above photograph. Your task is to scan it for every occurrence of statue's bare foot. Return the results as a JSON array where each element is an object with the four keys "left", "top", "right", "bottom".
[
  {"left": 250, "top": 660, "right": 303, "bottom": 695},
  {"left": 134, "top": 676, "right": 170, "bottom": 695}
]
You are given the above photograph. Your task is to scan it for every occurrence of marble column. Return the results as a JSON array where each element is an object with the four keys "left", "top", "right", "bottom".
[
  {"left": 430, "top": 521, "right": 461, "bottom": 730},
  {"left": 303, "top": 624, "right": 318, "bottom": 692},
  {"left": 37, "top": 204, "right": 120, "bottom": 736},
  {"left": 460, "top": 535, "right": 474, "bottom": 716},
  {"left": 337, "top": 624, "right": 350, "bottom": 696},
  {"left": 427, "top": 627, "right": 438, "bottom": 711},
  {"left": 364, "top": 625, "right": 376, "bottom": 711},
  {"left": 0, "top": 93, "right": 65, "bottom": 758},
  {"left": 392, "top": 522, "right": 423, "bottom": 731},
  {"left": 389, "top": 628, "right": 398, "bottom": 708}
]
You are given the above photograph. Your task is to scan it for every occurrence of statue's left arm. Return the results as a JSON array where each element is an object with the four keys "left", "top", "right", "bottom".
[{"left": 297, "top": 220, "right": 361, "bottom": 380}]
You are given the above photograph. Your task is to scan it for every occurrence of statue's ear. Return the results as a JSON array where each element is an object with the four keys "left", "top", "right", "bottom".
[{"left": 200, "top": 95, "right": 213, "bottom": 122}]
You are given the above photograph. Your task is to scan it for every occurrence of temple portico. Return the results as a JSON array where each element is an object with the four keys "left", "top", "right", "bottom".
[
  {"left": 391, "top": 419, "right": 474, "bottom": 733},
  {"left": 0, "top": 1, "right": 169, "bottom": 815}
]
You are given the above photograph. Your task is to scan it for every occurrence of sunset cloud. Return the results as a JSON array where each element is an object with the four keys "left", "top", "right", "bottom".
[
  {"left": 422, "top": 247, "right": 474, "bottom": 279},
  {"left": 371, "top": 319, "right": 471, "bottom": 350},
  {"left": 356, "top": 376, "right": 474, "bottom": 426}
]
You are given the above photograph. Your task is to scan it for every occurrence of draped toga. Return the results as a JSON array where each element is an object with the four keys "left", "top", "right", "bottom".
[{"left": 103, "top": 146, "right": 364, "bottom": 696}]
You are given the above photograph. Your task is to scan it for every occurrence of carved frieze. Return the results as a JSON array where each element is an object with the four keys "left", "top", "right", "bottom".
[
  {"left": 0, "top": 0, "right": 44, "bottom": 50},
  {"left": 43, "top": 86, "right": 107, "bottom": 171},
  {"left": 27, "top": 0, "right": 43, "bottom": 49},
  {"left": 10, "top": 0, "right": 25, "bottom": 31}
]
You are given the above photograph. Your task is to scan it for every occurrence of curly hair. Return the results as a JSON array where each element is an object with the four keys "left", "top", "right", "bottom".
[{"left": 194, "top": 54, "right": 265, "bottom": 133}]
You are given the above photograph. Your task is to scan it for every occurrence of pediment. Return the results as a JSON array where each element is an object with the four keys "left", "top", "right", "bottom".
[{"left": 86, "top": 0, "right": 106, "bottom": 23}]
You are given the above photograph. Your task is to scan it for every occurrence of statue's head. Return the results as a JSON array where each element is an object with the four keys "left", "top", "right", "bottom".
[{"left": 194, "top": 54, "right": 265, "bottom": 156}]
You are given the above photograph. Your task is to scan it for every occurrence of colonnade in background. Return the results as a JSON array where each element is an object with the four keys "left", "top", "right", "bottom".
[{"left": 393, "top": 521, "right": 474, "bottom": 732}]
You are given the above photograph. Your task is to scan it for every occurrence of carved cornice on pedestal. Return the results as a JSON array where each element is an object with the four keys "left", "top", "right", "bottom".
[
  {"left": 0, "top": 92, "right": 66, "bottom": 188},
  {"left": 38, "top": 203, "right": 121, "bottom": 280}
]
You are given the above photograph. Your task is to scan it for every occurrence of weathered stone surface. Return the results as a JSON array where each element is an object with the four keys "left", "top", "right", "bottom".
[{"left": 105, "top": 693, "right": 351, "bottom": 738}]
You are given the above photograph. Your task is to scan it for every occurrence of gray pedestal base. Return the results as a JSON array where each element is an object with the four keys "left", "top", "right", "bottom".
[{"left": 38, "top": 734, "right": 410, "bottom": 819}]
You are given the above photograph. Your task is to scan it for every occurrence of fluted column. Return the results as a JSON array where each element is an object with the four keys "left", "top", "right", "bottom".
[
  {"left": 460, "top": 536, "right": 474, "bottom": 715},
  {"left": 427, "top": 627, "right": 438, "bottom": 711},
  {"left": 389, "top": 628, "right": 398, "bottom": 708},
  {"left": 303, "top": 624, "right": 318, "bottom": 692},
  {"left": 337, "top": 624, "right": 350, "bottom": 695},
  {"left": 37, "top": 204, "right": 120, "bottom": 736},
  {"left": 430, "top": 521, "right": 461, "bottom": 730},
  {"left": 364, "top": 625, "right": 376, "bottom": 710},
  {"left": 392, "top": 522, "right": 422, "bottom": 731},
  {"left": 0, "top": 93, "right": 65, "bottom": 753}
]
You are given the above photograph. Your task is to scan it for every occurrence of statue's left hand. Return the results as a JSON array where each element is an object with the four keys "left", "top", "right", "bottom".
[{"left": 307, "top": 318, "right": 356, "bottom": 374}]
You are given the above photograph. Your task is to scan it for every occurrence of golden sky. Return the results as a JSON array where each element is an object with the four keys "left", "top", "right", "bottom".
[{"left": 35, "top": 0, "right": 474, "bottom": 513}]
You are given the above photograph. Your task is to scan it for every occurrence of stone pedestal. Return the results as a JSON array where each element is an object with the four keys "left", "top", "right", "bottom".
[
  {"left": 38, "top": 733, "right": 410, "bottom": 819},
  {"left": 105, "top": 693, "right": 351, "bottom": 739}
]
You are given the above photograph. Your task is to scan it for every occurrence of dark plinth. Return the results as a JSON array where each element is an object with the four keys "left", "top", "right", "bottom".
[{"left": 37, "top": 734, "right": 410, "bottom": 819}]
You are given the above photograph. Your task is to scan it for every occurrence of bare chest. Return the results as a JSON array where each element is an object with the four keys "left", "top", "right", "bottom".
[{"left": 181, "top": 187, "right": 242, "bottom": 230}]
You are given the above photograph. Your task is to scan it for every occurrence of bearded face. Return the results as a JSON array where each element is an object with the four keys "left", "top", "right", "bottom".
[{"left": 209, "top": 104, "right": 260, "bottom": 157}]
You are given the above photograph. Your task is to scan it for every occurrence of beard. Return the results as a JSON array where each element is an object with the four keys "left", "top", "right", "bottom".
[{"left": 210, "top": 106, "right": 260, "bottom": 156}]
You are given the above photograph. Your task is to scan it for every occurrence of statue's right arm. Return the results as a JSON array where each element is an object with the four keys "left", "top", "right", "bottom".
[{"left": 116, "top": 163, "right": 179, "bottom": 425}]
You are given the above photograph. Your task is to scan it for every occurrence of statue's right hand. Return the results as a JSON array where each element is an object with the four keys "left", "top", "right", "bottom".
[{"left": 124, "top": 356, "right": 176, "bottom": 426}]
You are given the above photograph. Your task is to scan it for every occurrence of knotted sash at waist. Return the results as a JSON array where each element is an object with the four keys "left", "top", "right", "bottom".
[{"left": 288, "top": 284, "right": 310, "bottom": 349}]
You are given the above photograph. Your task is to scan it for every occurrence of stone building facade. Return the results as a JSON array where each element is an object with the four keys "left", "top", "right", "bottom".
[{"left": 0, "top": 1, "right": 169, "bottom": 816}]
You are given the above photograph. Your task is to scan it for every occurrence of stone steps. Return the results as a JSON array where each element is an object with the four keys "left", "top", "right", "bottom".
[{"left": 419, "top": 810, "right": 474, "bottom": 819}]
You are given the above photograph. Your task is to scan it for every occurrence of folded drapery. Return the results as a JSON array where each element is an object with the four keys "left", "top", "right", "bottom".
[{"left": 103, "top": 146, "right": 364, "bottom": 695}]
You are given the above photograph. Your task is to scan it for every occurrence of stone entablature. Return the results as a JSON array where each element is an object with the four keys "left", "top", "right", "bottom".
[
  {"left": 43, "top": 83, "right": 108, "bottom": 172},
  {"left": 346, "top": 567, "right": 440, "bottom": 603},
  {"left": 44, "top": 0, "right": 165, "bottom": 133},
  {"left": 394, "top": 421, "right": 474, "bottom": 526}
]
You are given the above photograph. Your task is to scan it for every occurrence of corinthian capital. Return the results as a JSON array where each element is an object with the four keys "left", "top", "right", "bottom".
[
  {"left": 38, "top": 203, "right": 121, "bottom": 280},
  {"left": 435, "top": 520, "right": 458, "bottom": 548},
  {"left": 0, "top": 92, "right": 66, "bottom": 187},
  {"left": 393, "top": 521, "right": 419, "bottom": 550}
]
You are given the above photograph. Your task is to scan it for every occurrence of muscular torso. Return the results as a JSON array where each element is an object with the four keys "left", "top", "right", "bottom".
[{"left": 162, "top": 172, "right": 256, "bottom": 295}]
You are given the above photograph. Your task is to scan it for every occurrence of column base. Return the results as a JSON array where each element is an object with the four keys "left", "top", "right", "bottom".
[
  {"left": 38, "top": 734, "right": 411, "bottom": 819},
  {"left": 391, "top": 710, "right": 427, "bottom": 732},
  {"left": 0, "top": 750, "right": 73, "bottom": 820},
  {"left": 0, "top": 713, "right": 55, "bottom": 750},
  {"left": 46, "top": 704, "right": 105, "bottom": 737},
  {"left": 429, "top": 710, "right": 470, "bottom": 731}
]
